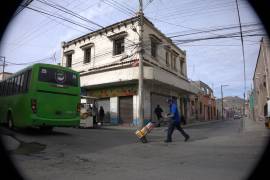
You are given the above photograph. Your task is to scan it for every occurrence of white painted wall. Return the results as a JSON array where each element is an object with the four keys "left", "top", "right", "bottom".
[
  {"left": 133, "top": 95, "right": 138, "bottom": 125},
  {"left": 143, "top": 22, "right": 187, "bottom": 78},
  {"left": 110, "top": 97, "right": 118, "bottom": 124},
  {"left": 62, "top": 21, "right": 140, "bottom": 73}
]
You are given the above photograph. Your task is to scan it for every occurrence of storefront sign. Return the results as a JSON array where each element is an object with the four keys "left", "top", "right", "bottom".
[{"left": 87, "top": 85, "right": 137, "bottom": 98}]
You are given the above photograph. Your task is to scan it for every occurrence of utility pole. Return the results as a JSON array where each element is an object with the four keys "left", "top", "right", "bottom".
[
  {"left": 235, "top": 0, "right": 247, "bottom": 132},
  {"left": 0, "top": 56, "right": 6, "bottom": 80},
  {"left": 138, "top": 0, "right": 144, "bottom": 128},
  {"left": 221, "top": 85, "right": 224, "bottom": 120},
  {"left": 221, "top": 85, "right": 229, "bottom": 120}
]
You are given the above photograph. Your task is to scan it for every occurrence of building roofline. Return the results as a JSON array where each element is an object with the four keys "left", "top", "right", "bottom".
[
  {"left": 191, "top": 80, "right": 213, "bottom": 91},
  {"left": 62, "top": 16, "right": 139, "bottom": 47},
  {"left": 252, "top": 37, "right": 264, "bottom": 81},
  {"left": 62, "top": 15, "right": 185, "bottom": 55},
  {"left": 0, "top": 72, "right": 13, "bottom": 75}
]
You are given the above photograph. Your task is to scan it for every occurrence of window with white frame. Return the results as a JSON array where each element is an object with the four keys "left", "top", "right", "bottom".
[
  {"left": 166, "top": 51, "right": 170, "bottom": 66},
  {"left": 84, "top": 47, "right": 91, "bottom": 64},
  {"left": 64, "top": 50, "right": 74, "bottom": 68},
  {"left": 113, "top": 37, "right": 125, "bottom": 55},
  {"left": 171, "top": 52, "right": 177, "bottom": 71},
  {"left": 180, "top": 57, "right": 185, "bottom": 75},
  {"left": 151, "top": 39, "right": 158, "bottom": 58},
  {"left": 66, "top": 54, "right": 72, "bottom": 68}
]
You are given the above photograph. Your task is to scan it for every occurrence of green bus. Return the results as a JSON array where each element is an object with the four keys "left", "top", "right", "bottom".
[{"left": 0, "top": 63, "right": 81, "bottom": 130}]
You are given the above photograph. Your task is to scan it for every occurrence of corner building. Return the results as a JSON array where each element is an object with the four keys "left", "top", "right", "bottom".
[{"left": 61, "top": 16, "right": 196, "bottom": 126}]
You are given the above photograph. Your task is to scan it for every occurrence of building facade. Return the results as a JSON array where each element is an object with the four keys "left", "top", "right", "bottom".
[
  {"left": 253, "top": 37, "right": 270, "bottom": 122},
  {"left": 61, "top": 16, "right": 196, "bottom": 126},
  {"left": 0, "top": 72, "right": 13, "bottom": 81},
  {"left": 188, "top": 81, "right": 217, "bottom": 122}
]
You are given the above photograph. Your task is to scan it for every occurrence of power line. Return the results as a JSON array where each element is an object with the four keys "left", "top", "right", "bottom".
[
  {"left": 144, "top": 0, "right": 154, "bottom": 10},
  {"left": 154, "top": 1, "right": 251, "bottom": 21},
  {"left": 5, "top": 56, "right": 54, "bottom": 66},
  {"left": 146, "top": 16, "right": 262, "bottom": 43},
  {"left": 110, "top": 0, "right": 136, "bottom": 14},
  {"left": 36, "top": 0, "right": 104, "bottom": 29},
  {"left": 13, "top": 0, "right": 33, "bottom": 17},
  {"left": 166, "top": 22, "right": 262, "bottom": 35},
  {"left": 102, "top": 0, "right": 135, "bottom": 16},
  {"left": 23, "top": 5, "right": 95, "bottom": 31},
  {"left": 173, "top": 34, "right": 264, "bottom": 45},
  {"left": 8, "top": 1, "right": 89, "bottom": 53},
  {"left": 168, "top": 23, "right": 262, "bottom": 38}
]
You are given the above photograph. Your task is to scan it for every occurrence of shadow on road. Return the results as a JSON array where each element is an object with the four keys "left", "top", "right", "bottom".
[{"left": 0, "top": 126, "right": 72, "bottom": 137}]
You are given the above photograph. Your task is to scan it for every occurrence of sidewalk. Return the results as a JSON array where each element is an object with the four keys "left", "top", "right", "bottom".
[{"left": 243, "top": 116, "right": 267, "bottom": 132}]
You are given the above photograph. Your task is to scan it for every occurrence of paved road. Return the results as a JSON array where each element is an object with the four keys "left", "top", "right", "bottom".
[{"left": 1, "top": 118, "right": 269, "bottom": 180}]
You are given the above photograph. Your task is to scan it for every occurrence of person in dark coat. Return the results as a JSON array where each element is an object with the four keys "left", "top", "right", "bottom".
[
  {"left": 154, "top": 105, "right": 163, "bottom": 127},
  {"left": 99, "top": 106, "right": 105, "bottom": 125},
  {"left": 164, "top": 98, "right": 190, "bottom": 143},
  {"left": 92, "top": 104, "right": 98, "bottom": 125}
]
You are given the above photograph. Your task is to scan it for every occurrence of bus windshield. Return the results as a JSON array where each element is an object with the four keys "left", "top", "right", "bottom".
[{"left": 38, "top": 67, "right": 78, "bottom": 87}]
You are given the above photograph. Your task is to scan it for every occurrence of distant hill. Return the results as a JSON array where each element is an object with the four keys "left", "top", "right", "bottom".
[{"left": 216, "top": 96, "right": 244, "bottom": 113}]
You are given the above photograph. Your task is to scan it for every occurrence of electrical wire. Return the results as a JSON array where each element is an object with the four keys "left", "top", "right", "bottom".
[{"left": 36, "top": 0, "right": 104, "bottom": 29}]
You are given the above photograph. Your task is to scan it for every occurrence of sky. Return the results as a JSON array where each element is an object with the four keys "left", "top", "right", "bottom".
[{"left": 0, "top": 0, "right": 265, "bottom": 98}]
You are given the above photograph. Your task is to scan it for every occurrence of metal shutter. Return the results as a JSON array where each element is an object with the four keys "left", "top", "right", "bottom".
[{"left": 119, "top": 96, "right": 133, "bottom": 125}]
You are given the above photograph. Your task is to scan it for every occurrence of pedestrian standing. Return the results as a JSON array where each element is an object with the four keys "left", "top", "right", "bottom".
[
  {"left": 92, "top": 103, "right": 98, "bottom": 125},
  {"left": 164, "top": 98, "right": 190, "bottom": 143},
  {"left": 154, "top": 104, "right": 163, "bottom": 127},
  {"left": 99, "top": 106, "right": 105, "bottom": 125}
]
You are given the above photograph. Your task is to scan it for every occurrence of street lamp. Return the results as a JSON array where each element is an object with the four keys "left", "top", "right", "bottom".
[{"left": 221, "top": 84, "right": 229, "bottom": 120}]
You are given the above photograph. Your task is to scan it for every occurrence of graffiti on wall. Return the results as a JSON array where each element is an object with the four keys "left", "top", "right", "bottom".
[{"left": 87, "top": 85, "right": 138, "bottom": 98}]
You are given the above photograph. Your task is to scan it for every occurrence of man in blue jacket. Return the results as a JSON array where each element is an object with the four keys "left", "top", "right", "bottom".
[{"left": 164, "top": 98, "right": 190, "bottom": 143}]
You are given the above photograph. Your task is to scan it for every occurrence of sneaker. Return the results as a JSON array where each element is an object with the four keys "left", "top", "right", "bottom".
[
  {"left": 185, "top": 136, "right": 190, "bottom": 142},
  {"left": 164, "top": 139, "right": 172, "bottom": 143}
]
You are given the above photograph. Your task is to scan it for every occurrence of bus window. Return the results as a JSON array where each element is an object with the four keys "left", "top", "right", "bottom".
[
  {"left": 16, "top": 75, "right": 21, "bottom": 94},
  {"left": 38, "top": 67, "right": 78, "bottom": 87},
  {"left": 13, "top": 76, "right": 17, "bottom": 95},
  {"left": 11, "top": 77, "right": 15, "bottom": 95},
  {"left": 26, "top": 70, "right": 32, "bottom": 91},
  {"left": 20, "top": 73, "right": 24, "bottom": 93}
]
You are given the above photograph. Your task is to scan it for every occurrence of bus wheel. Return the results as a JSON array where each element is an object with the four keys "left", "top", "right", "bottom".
[{"left": 7, "top": 112, "right": 14, "bottom": 129}]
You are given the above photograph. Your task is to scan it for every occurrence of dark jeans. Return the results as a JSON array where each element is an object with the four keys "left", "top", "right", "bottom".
[
  {"left": 156, "top": 116, "right": 162, "bottom": 126},
  {"left": 166, "top": 120, "right": 189, "bottom": 141}
]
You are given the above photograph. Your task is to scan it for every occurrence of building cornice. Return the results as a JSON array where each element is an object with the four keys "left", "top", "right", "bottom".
[{"left": 62, "top": 15, "right": 186, "bottom": 55}]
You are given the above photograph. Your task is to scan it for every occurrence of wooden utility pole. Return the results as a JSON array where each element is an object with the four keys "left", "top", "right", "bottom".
[
  {"left": 221, "top": 85, "right": 229, "bottom": 120},
  {"left": 221, "top": 85, "right": 224, "bottom": 120},
  {"left": 235, "top": 0, "right": 246, "bottom": 132},
  {"left": 138, "top": 0, "right": 144, "bottom": 128}
]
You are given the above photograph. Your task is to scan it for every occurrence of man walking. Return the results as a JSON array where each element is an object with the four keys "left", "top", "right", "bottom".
[
  {"left": 154, "top": 104, "right": 163, "bottom": 127},
  {"left": 164, "top": 98, "right": 190, "bottom": 143}
]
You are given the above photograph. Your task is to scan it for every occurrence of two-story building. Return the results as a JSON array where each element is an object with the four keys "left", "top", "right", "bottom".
[
  {"left": 0, "top": 72, "right": 13, "bottom": 81},
  {"left": 61, "top": 15, "right": 196, "bottom": 126},
  {"left": 189, "top": 81, "right": 217, "bottom": 122},
  {"left": 253, "top": 37, "right": 270, "bottom": 122}
]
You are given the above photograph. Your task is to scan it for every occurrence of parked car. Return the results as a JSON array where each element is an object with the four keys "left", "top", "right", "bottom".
[{"left": 233, "top": 114, "right": 241, "bottom": 119}]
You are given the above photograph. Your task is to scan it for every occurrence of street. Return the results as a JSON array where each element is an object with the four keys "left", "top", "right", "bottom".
[{"left": 2, "top": 118, "right": 269, "bottom": 180}]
